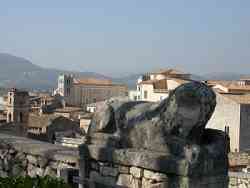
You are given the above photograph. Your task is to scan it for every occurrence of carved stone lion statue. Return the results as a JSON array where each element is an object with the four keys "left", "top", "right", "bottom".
[{"left": 87, "top": 81, "right": 228, "bottom": 160}]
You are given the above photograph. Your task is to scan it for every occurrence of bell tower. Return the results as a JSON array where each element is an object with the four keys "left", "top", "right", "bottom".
[{"left": 6, "top": 88, "right": 30, "bottom": 131}]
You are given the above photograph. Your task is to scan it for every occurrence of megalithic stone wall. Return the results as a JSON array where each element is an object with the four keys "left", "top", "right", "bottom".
[
  {"left": 0, "top": 133, "right": 79, "bottom": 182},
  {"left": 79, "top": 144, "right": 229, "bottom": 188}
]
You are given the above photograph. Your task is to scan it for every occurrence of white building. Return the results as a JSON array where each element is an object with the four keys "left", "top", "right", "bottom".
[
  {"left": 206, "top": 78, "right": 250, "bottom": 152},
  {"left": 133, "top": 69, "right": 191, "bottom": 102}
]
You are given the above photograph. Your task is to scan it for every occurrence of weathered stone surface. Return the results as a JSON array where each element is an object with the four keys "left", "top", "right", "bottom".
[
  {"left": 0, "top": 170, "right": 7, "bottom": 178},
  {"left": 117, "top": 174, "right": 141, "bottom": 188},
  {"left": 100, "top": 166, "right": 119, "bottom": 177},
  {"left": 27, "top": 155, "right": 38, "bottom": 165},
  {"left": 90, "top": 161, "right": 99, "bottom": 171},
  {"left": 89, "top": 171, "right": 116, "bottom": 186},
  {"left": 118, "top": 165, "right": 130, "bottom": 174},
  {"left": 27, "top": 164, "right": 37, "bottom": 177},
  {"left": 144, "top": 169, "right": 168, "bottom": 182},
  {"left": 130, "top": 166, "right": 143, "bottom": 178},
  {"left": 79, "top": 82, "right": 229, "bottom": 188},
  {"left": 142, "top": 178, "right": 168, "bottom": 188},
  {"left": 44, "top": 166, "right": 57, "bottom": 177},
  {"left": 88, "top": 82, "right": 217, "bottom": 152},
  {"left": 0, "top": 133, "right": 79, "bottom": 179}
]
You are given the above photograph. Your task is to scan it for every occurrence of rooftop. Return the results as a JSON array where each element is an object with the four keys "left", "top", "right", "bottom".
[
  {"left": 150, "top": 68, "right": 190, "bottom": 76},
  {"left": 28, "top": 113, "right": 60, "bottom": 128},
  {"left": 207, "top": 80, "right": 250, "bottom": 93},
  {"left": 139, "top": 78, "right": 190, "bottom": 88},
  {"left": 74, "top": 78, "right": 111, "bottom": 85},
  {"left": 222, "top": 93, "right": 250, "bottom": 104}
]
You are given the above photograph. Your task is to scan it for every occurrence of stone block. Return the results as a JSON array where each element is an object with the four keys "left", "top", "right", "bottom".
[
  {"left": 27, "top": 155, "right": 38, "bottom": 165},
  {"left": 0, "top": 151, "right": 8, "bottom": 159},
  {"left": 27, "top": 164, "right": 44, "bottom": 177},
  {"left": 9, "top": 149, "right": 16, "bottom": 155},
  {"left": 130, "top": 166, "right": 143, "bottom": 178},
  {"left": 37, "top": 156, "right": 49, "bottom": 168},
  {"left": 90, "top": 171, "right": 116, "bottom": 186},
  {"left": 0, "top": 170, "right": 8, "bottom": 178},
  {"left": 143, "top": 169, "right": 168, "bottom": 182},
  {"left": 117, "top": 174, "right": 141, "bottom": 188},
  {"left": 3, "top": 158, "right": 10, "bottom": 171},
  {"left": 91, "top": 161, "right": 99, "bottom": 171},
  {"left": 48, "top": 161, "right": 59, "bottom": 170},
  {"left": 118, "top": 165, "right": 130, "bottom": 174},
  {"left": 142, "top": 178, "right": 168, "bottom": 188},
  {"left": 44, "top": 166, "right": 57, "bottom": 177},
  {"left": 100, "top": 166, "right": 119, "bottom": 177},
  {"left": 11, "top": 163, "right": 26, "bottom": 177}
]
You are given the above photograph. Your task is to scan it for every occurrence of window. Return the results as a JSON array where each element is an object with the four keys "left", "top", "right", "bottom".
[
  {"left": 224, "top": 126, "right": 229, "bottom": 135},
  {"left": 8, "top": 113, "right": 12, "bottom": 122},
  {"left": 67, "top": 88, "right": 71, "bottom": 96},
  {"left": 144, "top": 91, "right": 148, "bottom": 99},
  {"left": 19, "top": 112, "right": 23, "bottom": 123}
]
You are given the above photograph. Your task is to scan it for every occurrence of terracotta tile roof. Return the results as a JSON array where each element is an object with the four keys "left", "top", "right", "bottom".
[
  {"left": 171, "top": 78, "right": 191, "bottom": 84},
  {"left": 138, "top": 80, "right": 158, "bottom": 85},
  {"left": 73, "top": 78, "right": 127, "bottom": 88},
  {"left": 139, "top": 78, "right": 190, "bottom": 89},
  {"left": 74, "top": 78, "right": 113, "bottom": 86},
  {"left": 221, "top": 82, "right": 250, "bottom": 92},
  {"left": 222, "top": 94, "right": 250, "bottom": 104},
  {"left": 207, "top": 80, "right": 250, "bottom": 93},
  {"left": 150, "top": 68, "right": 189, "bottom": 75}
]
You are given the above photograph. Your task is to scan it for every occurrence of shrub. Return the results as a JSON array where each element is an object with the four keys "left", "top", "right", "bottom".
[{"left": 0, "top": 176, "right": 71, "bottom": 188}]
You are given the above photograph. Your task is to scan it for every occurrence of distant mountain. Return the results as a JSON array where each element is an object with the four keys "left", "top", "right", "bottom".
[
  {"left": 0, "top": 53, "right": 110, "bottom": 90},
  {"left": 2, "top": 53, "right": 248, "bottom": 91}
]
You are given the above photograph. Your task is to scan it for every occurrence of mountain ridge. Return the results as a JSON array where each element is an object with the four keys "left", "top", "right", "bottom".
[
  {"left": 0, "top": 53, "right": 249, "bottom": 90},
  {"left": 0, "top": 53, "right": 111, "bottom": 90}
]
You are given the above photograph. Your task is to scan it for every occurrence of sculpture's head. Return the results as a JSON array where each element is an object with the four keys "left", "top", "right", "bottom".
[{"left": 161, "top": 81, "right": 216, "bottom": 142}]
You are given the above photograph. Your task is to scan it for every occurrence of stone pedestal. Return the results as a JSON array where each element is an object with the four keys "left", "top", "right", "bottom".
[{"left": 79, "top": 144, "right": 228, "bottom": 188}]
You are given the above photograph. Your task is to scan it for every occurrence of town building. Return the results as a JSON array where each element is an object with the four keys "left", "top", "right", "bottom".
[
  {"left": 54, "top": 106, "right": 83, "bottom": 120},
  {"left": 206, "top": 79, "right": 250, "bottom": 152},
  {"left": 27, "top": 113, "right": 83, "bottom": 143},
  {"left": 132, "top": 69, "right": 192, "bottom": 102},
  {"left": 6, "top": 88, "right": 30, "bottom": 124},
  {"left": 54, "top": 74, "right": 128, "bottom": 107}
]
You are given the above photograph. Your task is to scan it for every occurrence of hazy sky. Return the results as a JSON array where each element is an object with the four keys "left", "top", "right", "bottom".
[{"left": 0, "top": 1, "right": 250, "bottom": 77}]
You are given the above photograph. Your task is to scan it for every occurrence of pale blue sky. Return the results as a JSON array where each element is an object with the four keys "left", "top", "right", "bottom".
[{"left": 0, "top": 1, "right": 250, "bottom": 76}]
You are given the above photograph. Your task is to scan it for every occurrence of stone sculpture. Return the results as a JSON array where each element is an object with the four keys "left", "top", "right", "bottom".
[
  {"left": 81, "top": 81, "right": 229, "bottom": 188},
  {"left": 87, "top": 82, "right": 223, "bottom": 153}
]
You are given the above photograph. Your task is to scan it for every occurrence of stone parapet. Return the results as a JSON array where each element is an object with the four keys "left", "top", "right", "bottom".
[
  {"left": 0, "top": 133, "right": 79, "bottom": 178},
  {"left": 79, "top": 144, "right": 229, "bottom": 188}
]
